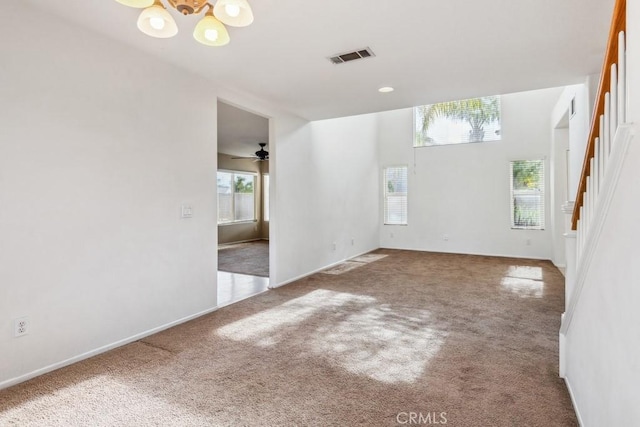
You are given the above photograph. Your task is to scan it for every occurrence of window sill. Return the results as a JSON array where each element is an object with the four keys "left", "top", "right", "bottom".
[{"left": 218, "top": 220, "right": 258, "bottom": 227}]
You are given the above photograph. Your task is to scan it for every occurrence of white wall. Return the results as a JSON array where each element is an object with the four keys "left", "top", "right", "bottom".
[
  {"left": 0, "top": 1, "right": 334, "bottom": 388},
  {"left": 0, "top": 3, "right": 383, "bottom": 386},
  {"left": 550, "top": 127, "right": 569, "bottom": 267},
  {"left": 377, "top": 88, "right": 562, "bottom": 259},
  {"left": 563, "top": 1, "right": 640, "bottom": 425},
  {"left": 272, "top": 114, "right": 380, "bottom": 286},
  {"left": 0, "top": 3, "right": 219, "bottom": 386},
  {"left": 551, "top": 84, "right": 592, "bottom": 202}
]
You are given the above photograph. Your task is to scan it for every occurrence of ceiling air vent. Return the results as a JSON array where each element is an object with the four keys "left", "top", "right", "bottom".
[{"left": 329, "top": 47, "right": 375, "bottom": 64}]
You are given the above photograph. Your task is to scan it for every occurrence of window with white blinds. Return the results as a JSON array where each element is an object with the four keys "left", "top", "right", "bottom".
[
  {"left": 510, "top": 160, "right": 544, "bottom": 230},
  {"left": 414, "top": 95, "right": 501, "bottom": 147},
  {"left": 263, "top": 174, "right": 269, "bottom": 222},
  {"left": 383, "top": 166, "right": 408, "bottom": 225},
  {"left": 217, "top": 171, "right": 256, "bottom": 224}
]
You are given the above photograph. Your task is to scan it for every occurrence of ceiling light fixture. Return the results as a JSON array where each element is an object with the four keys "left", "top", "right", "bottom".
[
  {"left": 378, "top": 87, "right": 394, "bottom": 93},
  {"left": 115, "top": 0, "right": 253, "bottom": 46}
]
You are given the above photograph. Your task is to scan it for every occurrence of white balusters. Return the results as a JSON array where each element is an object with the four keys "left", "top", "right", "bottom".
[
  {"left": 576, "top": 30, "right": 627, "bottom": 269},
  {"left": 602, "top": 93, "right": 609, "bottom": 187},
  {"left": 618, "top": 31, "right": 626, "bottom": 125},
  {"left": 610, "top": 63, "right": 618, "bottom": 144}
]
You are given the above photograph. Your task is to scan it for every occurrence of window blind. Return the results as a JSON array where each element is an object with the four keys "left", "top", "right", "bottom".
[
  {"left": 384, "top": 166, "right": 408, "bottom": 225},
  {"left": 217, "top": 171, "right": 256, "bottom": 224},
  {"left": 510, "top": 160, "right": 544, "bottom": 230},
  {"left": 263, "top": 174, "right": 269, "bottom": 222}
]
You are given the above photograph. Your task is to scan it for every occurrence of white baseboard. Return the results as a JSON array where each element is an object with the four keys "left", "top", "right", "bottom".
[
  {"left": 218, "top": 238, "right": 265, "bottom": 246},
  {"left": 378, "top": 245, "right": 553, "bottom": 262},
  {"left": 0, "top": 305, "right": 218, "bottom": 390},
  {"left": 564, "top": 376, "right": 584, "bottom": 426}
]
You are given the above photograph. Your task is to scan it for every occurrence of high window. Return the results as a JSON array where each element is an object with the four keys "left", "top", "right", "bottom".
[
  {"left": 510, "top": 160, "right": 545, "bottom": 230},
  {"left": 414, "top": 95, "right": 501, "bottom": 147},
  {"left": 217, "top": 171, "right": 256, "bottom": 224},
  {"left": 383, "top": 166, "right": 408, "bottom": 225}
]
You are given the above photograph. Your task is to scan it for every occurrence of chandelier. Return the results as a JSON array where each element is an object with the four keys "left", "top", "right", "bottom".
[{"left": 115, "top": 0, "right": 254, "bottom": 47}]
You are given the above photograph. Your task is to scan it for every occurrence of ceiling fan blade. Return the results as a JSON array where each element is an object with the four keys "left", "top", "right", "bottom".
[{"left": 231, "top": 156, "right": 257, "bottom": 160}]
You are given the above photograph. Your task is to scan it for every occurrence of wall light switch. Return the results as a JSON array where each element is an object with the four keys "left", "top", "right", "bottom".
[{"left": 181, "top": 205, "right": 193, "bottom": 218}]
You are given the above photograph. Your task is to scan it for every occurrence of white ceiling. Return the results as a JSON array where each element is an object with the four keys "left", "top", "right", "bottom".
[
  {"left": 25, "top": 0, "right": 613, "bottom": 121},
  {"left": 217, "top": 101, "right": 269, "bottom": 157}
]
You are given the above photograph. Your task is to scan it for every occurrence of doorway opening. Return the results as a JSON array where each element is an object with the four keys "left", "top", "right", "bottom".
[{"left": 216, "top": 100, "right": 270, "bottom": 307}]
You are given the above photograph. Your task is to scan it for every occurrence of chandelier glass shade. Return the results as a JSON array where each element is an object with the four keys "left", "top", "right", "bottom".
[
  {"left": 213, "top": 0, "right": 253, "bottom": 27},
  {"left": 115, "top": 0, "right": 154, "bottom": 7},
  {"left": 193, "top": 9, "right": 230, "bottom": 46},
  {"left": 115, "top": 0, "right": 253, "bottom": 46},
  {"left": 137, "top": 1, "right": 178, "bottom": 38}
]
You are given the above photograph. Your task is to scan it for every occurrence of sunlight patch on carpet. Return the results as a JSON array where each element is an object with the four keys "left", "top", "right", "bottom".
[
  {"left": 321, "top": 261, "right": 365, "bottom": 275},
  {"left": 350, "top": 254, "right": 388, "bottom": 263},
  {"left": 217, "top": 289, "right": 376, "bottom": 346},
  {"left": 217, "top": 288, "right": 447, "bottom": 384},
  {"left": 501, "top": 266, "right": 544, "bottom": 298},
  {"left": 310, "top": 305, "right": 446, "bottom": 384},
  {"left": 322, "top": 254, "right": 388, "bottom": 275}
]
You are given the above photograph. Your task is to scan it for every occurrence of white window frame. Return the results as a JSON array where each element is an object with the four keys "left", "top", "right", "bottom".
[
  {"left": 383, "top": 165, "right": 408, "bottom": 225},
  {"left": 263, "top": 173, "right": 269, "bottom": 222},
  {"left": 509, "top": 159, "right": 545, "bottom": 230},
  {"left": 217, "top": 169, "right": 257, "bottom": 225},
  {"left": 413, "top": 95, "right": 502, "bottom": 147}
]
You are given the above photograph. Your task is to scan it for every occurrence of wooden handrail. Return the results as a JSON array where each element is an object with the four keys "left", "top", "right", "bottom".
[{"left": 571, "top": 0, "right": 626, "bottom": 230}]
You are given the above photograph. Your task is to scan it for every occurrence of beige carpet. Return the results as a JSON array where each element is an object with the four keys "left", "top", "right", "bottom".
[
  {"left": 218, "top": 240, "right": 269, "bottom": 277},
  {"left": 0, "top": 249, "right": 577, "bottom": 426}
]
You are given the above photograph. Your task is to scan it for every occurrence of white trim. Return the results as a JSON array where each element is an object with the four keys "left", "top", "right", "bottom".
[
  {"left": 378, "top": 245, "right": 553, "bottom": 262},
  {"left": 218, "top": 220, "right": 258, "bottom": 227},
  {"left": 561, "top": 123, "right": 635, "bottom": 334},
  {"left": 217, "top": 168, "right": 259, "bottom": 176},
  {"left": 564, "top": 376, "right": 584, "bottom": 426},
  {"left": 0, "top": 305, "right": 219, "bottom": 390},
  {"left": 270, "top": 248, "right": 379, "bottom": 289},
  {"left": 218, "top": 238, "right": 265, "bottom": 246}
]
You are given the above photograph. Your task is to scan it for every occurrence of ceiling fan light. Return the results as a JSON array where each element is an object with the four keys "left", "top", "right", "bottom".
[
  {"left": 194, "top": 12, "right": 230, "bottom": 46},
  {"left": 137, "top": 2, "right": 178, "bottom": 38},
  {"left": 213, "top": 0, "right": 253, "bottom": 27},
  {"left": 114, "top": 0, "right": 155, "bottom": 8}
]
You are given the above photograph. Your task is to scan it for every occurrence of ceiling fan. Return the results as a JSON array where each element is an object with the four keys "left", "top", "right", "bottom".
[{"left": 232, "top": 142, "right": 269, "bottom": 161}]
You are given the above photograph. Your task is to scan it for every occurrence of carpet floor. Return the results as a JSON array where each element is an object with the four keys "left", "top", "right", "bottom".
[
  {"left": 0, "top": 249, "right": 576, "bottom": 426},
  {"left": 218, "top": 240, "right": 269, "bottom": 277}
]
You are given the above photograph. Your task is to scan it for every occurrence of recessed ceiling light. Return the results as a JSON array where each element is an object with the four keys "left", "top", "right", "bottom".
[{"left": 378, "top": 87, "right": 394, "bottom": 93}]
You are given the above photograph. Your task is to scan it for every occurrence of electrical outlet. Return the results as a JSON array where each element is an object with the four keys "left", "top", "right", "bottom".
[
  {"left": 526, "top": 238, "right": 532, "bottom": 246},
  {"left": 443, "top": 234, "right": 449, "bottom": 241},
  {"left": 332, "top": 242, "right": 337, "bottom": 251},
  {"left": 351, "top": 238, "right": 355, "bottom": 246},
  {"left": 14, "top": 317, "right": 28, "bottom": 337},
  {"left": 181, "top": 204, "right": 193, "bottom": 218}
]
